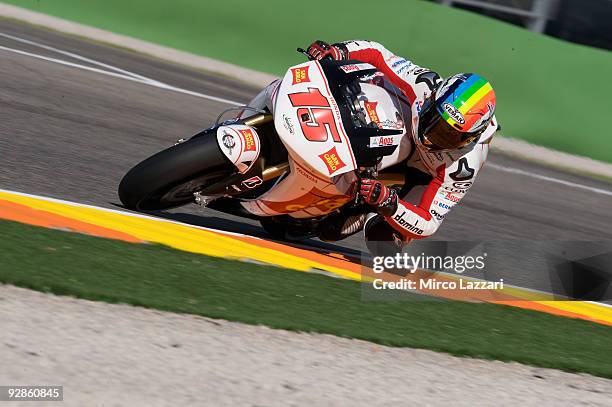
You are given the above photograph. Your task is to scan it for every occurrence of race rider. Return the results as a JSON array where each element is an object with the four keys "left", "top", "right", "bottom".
[{"left": 306, "top": 40, "right": 498, "bottom": 252}]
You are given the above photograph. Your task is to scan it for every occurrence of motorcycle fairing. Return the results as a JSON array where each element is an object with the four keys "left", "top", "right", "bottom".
[
  {"left": 239, "top": 60, "right": 412, "bottom": 218},
  {"left": 216, "top": 124, "right": 261, "bottom": 174},
  {"left": 273, "top": 61, "right": 357, "bottom": 179},
  {"left": 240, "top": 159, "right": 357, "bottom": 218}
]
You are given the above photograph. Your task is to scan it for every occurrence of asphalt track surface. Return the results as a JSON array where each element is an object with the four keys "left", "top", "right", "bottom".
[{"left": 1, "top": 19, "right": 611, "bottom": 295}]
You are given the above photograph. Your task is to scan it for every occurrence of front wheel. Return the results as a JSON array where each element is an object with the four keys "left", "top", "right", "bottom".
[{"left": 118, "top": 134, "right": 232, "bottom": 211}]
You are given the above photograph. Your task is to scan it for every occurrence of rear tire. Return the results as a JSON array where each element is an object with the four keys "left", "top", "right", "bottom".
[
  {"left": 118, "top": 134, "right": 232, "bottom": 211},
  {"left": 260, "top": 216, "right": 319, "bottom": 241}
]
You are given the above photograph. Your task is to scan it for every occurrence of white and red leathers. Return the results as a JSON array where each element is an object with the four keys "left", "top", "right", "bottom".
[{"left": 339, "top": 40, "right": 498, "bottom": 241}]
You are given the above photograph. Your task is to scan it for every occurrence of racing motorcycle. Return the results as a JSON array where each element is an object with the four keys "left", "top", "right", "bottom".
[{"left": 118, "top": 51, "right": 413, "bottom": 241}]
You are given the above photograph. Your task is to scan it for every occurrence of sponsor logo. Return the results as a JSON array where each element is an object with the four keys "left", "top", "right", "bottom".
[
  {"left": 291, "top": 66, "right": 310, "bottom": 85},
  {"left": 396, "top": 63, "right": 411, "bottom": 74},
  {"left": 295, "top": 164, "right": 318, "bottom": 184},
  {"left": 282, "top": 114, "right": 295, "bottom": 134},
  {"left": 391, "top": 58, "right": 409, "bottom": 68},
  {"left": 449, "top": 157, "right": 475, "bottom": 181},
  {"left": 376, "top": 136, "right": 395, "bottom": 146},
  {"left": 410, "top": 67, "right": 428, "bottom": 75},
  {"left": 289, "top": 196, "right": 349, "bottom": 212},
  {"left": 239, "top": 129, "right": 256, "bottom": 152},
  {"left": 262, "top": 188, "right": 350, "bottom": 213},
  {"left": 364, "top": 101, "right": 380, "bottom": 125},
  {"left": 369, "top": 135, "right": 402, "bottom": 147},
  {"left": 222, "top": 133, "right": 235, "bottom": 152},
  {"left": 430, "top": 209, "right": 445, "bottom": 221},
  {"left": 443, "top": 186, "right": 468, "bottom": 194},
  {"left": 443, "top": 192, "right": 460, "bottom": 203},
  {"left": 378, "top": 119, "right": 404, "bottom": 130},
  {"left": 242, "top": 176, "right": 263, "bottom": 189},
  {"left": 443, "top": 103, "right": 465, "bottom": 125},
  {"left": 369, "top": 135, "right": 403, "bottom": 147},
  {"left": 339, "top": 63, "right": 373, "bottom": 73},
  {"left": 433, "top": 199, "right": 451, "bottom": 210},
  {"left": 340, "top": 64, "right": 360, "bottom": 73},
  {"left": 452, "top": 181, "right": 473, "bottom": 189},
  {"left": 365, "top": 99, "right": 404, "bottom": 130},
  {"left": 393, "top": 211, "right": 424, "bottom": 235},
  {"left": 318, "top": 146, "right": 346, "bottom": 175}
]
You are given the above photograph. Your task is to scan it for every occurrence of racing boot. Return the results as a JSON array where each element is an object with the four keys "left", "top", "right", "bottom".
[{"left": 363, "top": 213, "right": 408, "bottom": 257}]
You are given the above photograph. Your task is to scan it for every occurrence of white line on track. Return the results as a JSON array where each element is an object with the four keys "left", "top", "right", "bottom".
[
  {"left": 1, "top": 35, "right": 611, "bottom": 197},
  {"left": 0, "top": 43, "right": 243, "bottom": 106},
  {"left": 487, "top": 163, "right": 612, "bottom": 197},
  {"left": 0, "top": 31, "right": 164, "bottom": 85}
]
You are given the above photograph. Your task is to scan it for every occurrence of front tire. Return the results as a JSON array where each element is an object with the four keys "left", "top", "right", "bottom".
[{"left": 118, "top": 134, "right": 232, "bottom": 211}]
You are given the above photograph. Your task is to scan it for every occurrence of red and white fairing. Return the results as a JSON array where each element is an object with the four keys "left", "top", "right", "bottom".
[
  {"left": 274, "top": 61, "right": 357, "bottom": 178},
  {"left": 216, "top": 124, "right": 261, "bottom": 174},
  {"left": 239, "top": 61, "right": 409, "bottom": 218}
]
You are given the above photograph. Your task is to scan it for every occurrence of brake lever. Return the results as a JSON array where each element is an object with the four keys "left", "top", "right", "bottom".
[
  {"left": 297, "top": 47, "right": 334, "bottom": 62},
  {"left": 354, "top": 188, "right": 364, "bottom": 206},
  {"left": 296, "top": 47, "right": 314, "bottom": 61}
]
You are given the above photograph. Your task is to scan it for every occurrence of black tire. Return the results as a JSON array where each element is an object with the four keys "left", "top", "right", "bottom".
[
  {"left": 260, "top": 217, "right": 289, "bottom": 240},
  {"left": 260, "top": 216, "right": 318, "bottom": 241},
  {"left": 118, "top": 134, "right": 232, "bottom": 211}
]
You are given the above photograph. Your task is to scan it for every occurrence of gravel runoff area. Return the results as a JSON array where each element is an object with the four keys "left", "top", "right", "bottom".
[{"left": 1, "top": 285, "right": 611, "bottom": 406}]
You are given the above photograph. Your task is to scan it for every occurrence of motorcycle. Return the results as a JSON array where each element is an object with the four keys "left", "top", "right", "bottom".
[{"left": 118, "top": 51, "right": 414, "bottom": 243}]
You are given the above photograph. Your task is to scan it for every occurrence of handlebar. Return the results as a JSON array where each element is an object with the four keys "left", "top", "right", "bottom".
[
  {"left": 296, "top": 47, "right": 313, "bottom": 60},
  {"left": 296, "top": 47, "right": 335, "bottom": 62}
]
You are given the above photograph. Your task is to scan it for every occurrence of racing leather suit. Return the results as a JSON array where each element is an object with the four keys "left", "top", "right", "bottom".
[{"left": 336, "top": 40, "right": 498, "bottom": 242}]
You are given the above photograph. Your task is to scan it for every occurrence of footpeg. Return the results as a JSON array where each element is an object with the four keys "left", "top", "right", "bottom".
[{"left": 193, "top": 192, "right": 214, "bottom": 206}]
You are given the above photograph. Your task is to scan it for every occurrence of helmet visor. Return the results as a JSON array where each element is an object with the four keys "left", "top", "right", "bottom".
[{"left": 418, "top": 105, "right": 479, "bottom": 151}]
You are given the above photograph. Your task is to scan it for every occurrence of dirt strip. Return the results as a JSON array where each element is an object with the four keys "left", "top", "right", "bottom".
[{"left": 0, "top": 285, "right": 610, "bottom": 406}]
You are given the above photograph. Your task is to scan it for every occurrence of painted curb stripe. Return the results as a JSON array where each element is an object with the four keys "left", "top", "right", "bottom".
[
  {"left": 0, "top": 189, "right": 610, "bottom": 327},
  {"left": 0, "top": 191, "right": 358, "bottom": 279},
  {"left": 494, "top": 301, "right": 612, "bottom": 326},
  {"left": 0, "top": 199, "right": 143, "bottom": 243}
]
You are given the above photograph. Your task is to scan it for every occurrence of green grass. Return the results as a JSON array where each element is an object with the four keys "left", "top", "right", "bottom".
[
  {"left": 7, "top": 0, "right": 612, "bottom": 163},
  {"left": 0, "top": 220, "right": 611, "bottom": 377}
]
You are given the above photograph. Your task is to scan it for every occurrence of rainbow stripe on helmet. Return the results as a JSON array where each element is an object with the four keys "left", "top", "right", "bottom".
[{"left": 436, "top": 73, "right": 496, "bottom": 133}]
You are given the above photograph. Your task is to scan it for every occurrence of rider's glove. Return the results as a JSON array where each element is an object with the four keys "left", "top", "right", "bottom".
[
  {"left": 359, "top": 179, "right": 398, "bottom": 217},
  {"left": 306, "top": 40, "right": 347, "bottom": 61}
]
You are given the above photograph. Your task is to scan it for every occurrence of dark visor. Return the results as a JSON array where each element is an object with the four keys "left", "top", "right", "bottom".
[{"left": 418, "top": 102, "right": 478, "bottom": 151}]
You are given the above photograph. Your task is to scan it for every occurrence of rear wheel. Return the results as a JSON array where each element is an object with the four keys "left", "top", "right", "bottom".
[
  {"left": 260, "top": 216, "right": 319, "bottom": 240},
  {"left": 118, "top": 134, "right": 233, "bottom": 211}
]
